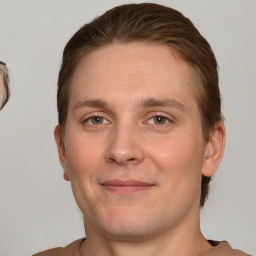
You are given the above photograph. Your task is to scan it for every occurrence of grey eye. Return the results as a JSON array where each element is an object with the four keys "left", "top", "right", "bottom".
[
  {"left": 153, "top": 116, "right": 168, "bottom": 125},
  {"left": 91, "top": 116, "right": 104, "bottom": 124}
]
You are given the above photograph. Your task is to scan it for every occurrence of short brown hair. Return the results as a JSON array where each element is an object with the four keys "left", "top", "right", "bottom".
[
  {"left": 57, "top": 3, "right": 223, "bottom": 207},
  {"left": 0, "top": 61, "right": 10, "bottom": 110}
]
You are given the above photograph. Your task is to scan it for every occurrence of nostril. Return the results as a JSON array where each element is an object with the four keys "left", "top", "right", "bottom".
[
  {"left": 108, "top": 156, "right": 137, "bottom": 164},
  {"left": 109, "top": 157, "right": 116, "bottom": 163}
]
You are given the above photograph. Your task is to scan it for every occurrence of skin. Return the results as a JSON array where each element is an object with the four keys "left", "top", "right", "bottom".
[{"left": 55, "top": 42, "right": 225, "bottom": 256}]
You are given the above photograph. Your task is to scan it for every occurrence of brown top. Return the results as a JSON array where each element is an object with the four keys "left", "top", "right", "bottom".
[
  {"left": 33, "top": 239, "right": 85, "bottom": 256},
  {"left": 33, "top": 238, "right": 251, "bottom": 256}
]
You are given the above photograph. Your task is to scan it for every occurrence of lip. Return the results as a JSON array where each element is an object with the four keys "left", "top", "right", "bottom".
[{"left": 100, "top": 179, "right": 155, "bottom": 194}]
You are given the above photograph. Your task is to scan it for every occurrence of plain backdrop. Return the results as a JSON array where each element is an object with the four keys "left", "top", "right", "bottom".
[{"left": 0, "top": 0, "right": 255, "bottom": 255}]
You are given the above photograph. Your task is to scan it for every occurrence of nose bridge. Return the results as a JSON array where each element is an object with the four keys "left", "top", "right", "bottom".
[{"left": 105, "top": 121, "right": 145, "bottom": 165}]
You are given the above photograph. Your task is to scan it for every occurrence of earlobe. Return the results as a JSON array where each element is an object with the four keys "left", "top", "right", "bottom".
[
  {"left": 54, "top": 125, "right": 70, "bottom": 181},
  {"left": 202, "top": 122, "right": 226, "bottom": 177}
]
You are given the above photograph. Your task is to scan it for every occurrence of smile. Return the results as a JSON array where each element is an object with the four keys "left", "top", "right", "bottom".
[{"left": 100, "top": 180, "right": 155, "bottom": 194}]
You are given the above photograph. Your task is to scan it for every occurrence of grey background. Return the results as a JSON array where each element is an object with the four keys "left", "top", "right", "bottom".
[{"left": 0, "top": 0, "right": 255, "bottom": 255}]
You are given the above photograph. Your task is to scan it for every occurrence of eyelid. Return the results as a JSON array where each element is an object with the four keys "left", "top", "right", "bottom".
[
  {"left": 144, "top": 112, "right": 174, "bottom": 123},
  {"left": 81, "top": 112, "right": 111, "bottom": 124},
  {"left": 147, "top": 116, "right": 171, "bottom": 124},
  {"left": 87, "top": 117, "right": 109, "bottom": 125},
  {"left": 143, "top": 113, "right": 175, "bottom": 131}
]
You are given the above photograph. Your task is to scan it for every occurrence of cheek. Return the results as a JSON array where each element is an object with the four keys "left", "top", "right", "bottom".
[
  {"left": 64, "top": 132, "right": 106, "bottom": 212},
  {"left": 147, "top": 132, "right": 204, "bottom": 187},
  {"left": 147, "top": 134, "right": 204, "bottom": 211},
  {"left": 65, "top": 131, "right": 105, "bottom": 179}
]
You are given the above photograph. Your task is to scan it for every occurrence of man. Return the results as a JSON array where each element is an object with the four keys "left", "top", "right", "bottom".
[
  {"left": 0, "top": 61, "right": 10, "bottom": 110},
  {"left": 34, "top": 3, "right": 250, "bottom": 256}
]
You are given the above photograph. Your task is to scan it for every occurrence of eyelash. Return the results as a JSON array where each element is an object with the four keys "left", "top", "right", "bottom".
[
  {"left": 82, "top": 116, "right": 110, "bottom": 126},
  {"left": 146, "top": 115, "right": 172, "bottom": 126},
  {"left": 81, "top": 114, "right": 173, "bottom": 128}
]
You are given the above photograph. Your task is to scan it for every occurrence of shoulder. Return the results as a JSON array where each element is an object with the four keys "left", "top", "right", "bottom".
[
  {"left": 204, "top": 241, "right": 251, "bottom": 256},
  {"left": 33, "top": 247, "right": 63, "bottom": 256},
  {"left": 33, "top": 238, "right": 86, "bottom": 256}
]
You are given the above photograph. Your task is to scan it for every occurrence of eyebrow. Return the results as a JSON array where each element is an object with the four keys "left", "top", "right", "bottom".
[
  {"left": 74, "top": 99, "right": 109, "bottom": 110},
  {"left": 73, "top": 97, "right": 186, "bottom": 112},
  {"left": 138, "top": 98, "right": 186, "bottom": 111}
]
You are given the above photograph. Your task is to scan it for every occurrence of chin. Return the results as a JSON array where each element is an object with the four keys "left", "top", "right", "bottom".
[
  {"left": 96, "top": 209, "right": 159, "bottom": 241},
  {"left": 102, "top": 224, "right": 155, "bottom": 241}
]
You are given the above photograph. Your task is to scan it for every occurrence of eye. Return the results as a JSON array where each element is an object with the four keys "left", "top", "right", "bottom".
[
  {"left": 85, "top": 116, "right": 109, "bottom": 125},
  {"left": 147, "top": 115, "right": 171, "bottom": 125}
]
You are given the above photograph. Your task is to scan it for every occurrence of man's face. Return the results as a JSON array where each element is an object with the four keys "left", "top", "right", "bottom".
[{"left": 56, "top": 42, "right": 213, "bottom": 240}]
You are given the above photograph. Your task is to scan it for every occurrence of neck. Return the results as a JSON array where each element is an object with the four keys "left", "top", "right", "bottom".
[{"left": 81, "top": 214, "right": 212, "bottom": 256}]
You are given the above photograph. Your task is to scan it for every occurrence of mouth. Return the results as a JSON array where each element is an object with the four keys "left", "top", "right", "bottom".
[{"left": 100, "top": 179, "right": 155, "bottom": 194}]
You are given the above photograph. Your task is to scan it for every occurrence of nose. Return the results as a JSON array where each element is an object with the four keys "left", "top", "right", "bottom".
[{"left": 105, "top": 124, "right": 145, "bottom": 165}]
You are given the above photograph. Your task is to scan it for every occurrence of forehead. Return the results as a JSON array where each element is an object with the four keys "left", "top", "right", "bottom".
[{"left": 69, "top": 42, "right": 197, "bottom": 108}]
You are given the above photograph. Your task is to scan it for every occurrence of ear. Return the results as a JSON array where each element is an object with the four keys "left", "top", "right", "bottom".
[
  {"left": 202, "top": 122, "right": 226, "bottom": 177},
  {"left": 54, "top": 125, "right": 70, "bottom": 181}
]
